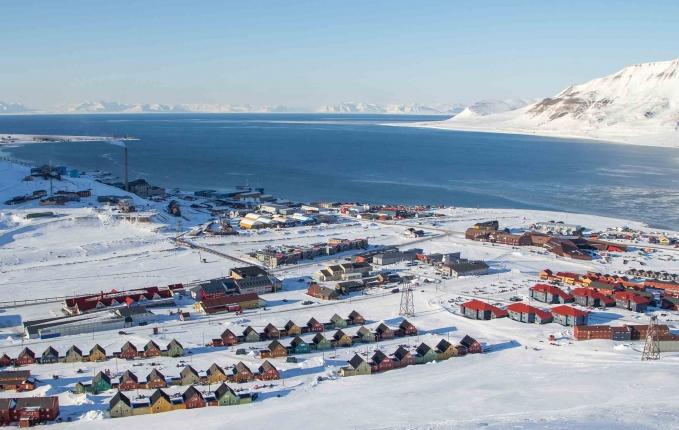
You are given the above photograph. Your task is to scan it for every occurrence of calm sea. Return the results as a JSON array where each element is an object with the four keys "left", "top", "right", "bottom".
[{"left": 1, "top": 114, "right": 678, "bottom": 230}]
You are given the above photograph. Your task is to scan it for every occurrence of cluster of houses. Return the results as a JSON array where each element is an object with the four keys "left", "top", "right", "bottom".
[
  {"left": 250, "top": 238, "right": 368, "bottom": 268},
  {"left": 465, "top": 220, "right": 628, "bottom": 261},
  {"left": 460, "top": 298, "right": 589, "bottom": 327},
  {"left": 5, "top": 189, "right": 92, "bottom": 206},
  {"left": 75, "top": 360, "right": 279, "bottom": 395},
  {"left": 0, "top": 370, "right": 36, "bottom": 392},
  {"left": 574, "top": 324, "right": 679, "bottom": 351},
  {"left": 0, "top": 339, "right": 185, "bottom": 368},
  {"left": 0, "top": 396, "right": 59, "bottom": 427},
  {"left": 626, "top": 268, "right": 679, "bottom": 283},
  {"left": 210, "top": 311, "right": 370, "bottom": 346},
  {"left": 541, "top": 269, "right": 679, "bottom": 310},
  {"left": 238, "top": 202, "right": 337, "bottom": 230},
  {"left": 257, "top": 320, "right": 418, "bottom": 359},
  {"left": 63, "top": 285, "right": 182, "bottom": 315},
  {"left": 338, "top": 203, "right": 436, "bottom": 221},
  {"left": 190, "top": 265, "right": 284, "bottom": 315},
  {"left": 109, "top": 384, "right": 257, "bottom": 418},
  {"left": 340, "top": 335, "right": 482, "bottom": 377}
]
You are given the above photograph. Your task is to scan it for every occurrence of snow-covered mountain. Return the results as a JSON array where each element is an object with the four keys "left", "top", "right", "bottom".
[
  {"left": 317, "top": 102, "right": 464, "bottom": 115},
  {"left": 417, "top": 59, "right": 679, "bottom": 148},
  {"left": 0, "top": 102, "right": 32, "bottom": 114},
  {"left": 64, "top": 101, "right": 306, "bottom": 114},
  {"left": 453, "top": 98, "right": 534, "bottom": 119}
]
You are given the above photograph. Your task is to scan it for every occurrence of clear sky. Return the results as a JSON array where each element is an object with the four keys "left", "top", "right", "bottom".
[{"left": 1, "top": 0, "right": 678, "bottom": 109}]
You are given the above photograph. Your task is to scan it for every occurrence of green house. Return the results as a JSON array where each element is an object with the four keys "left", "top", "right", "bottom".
[
  {"left": 340, "top": 354, "right": 372, "bottom": 377},
  {"left": 243, "top": 326, "right": 261, "bottom": 343},
  {"left": 180, "top": 365, "right": 201, "bottom": 386},
  {"left": 330, "top": 313, "right": 348, "bottom": 329},
  {"left": 312, "top": 333, "right": 332, "bottom": 350},
  {"left": 214, "top": 383, "right": 253, "bottom": 406},
  {"left": 92, "top": 371, "right": 113, "bottom": 393},
  {"left": 355, "top": 326, "right": 376, "bottom": 343},
  {"left": 290, "top": 336, "right": 311, "bottom": 354},
  {"left": 165, "top": 339, "right": 184, "bottom": 357},
  {"left": 415, "top": 343, "right": 438, "bottom": 364},
  {"left": 109, "top": 391, "right": 133, "bottom": 418}
]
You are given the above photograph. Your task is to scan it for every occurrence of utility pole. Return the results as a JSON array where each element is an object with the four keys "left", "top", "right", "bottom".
[
  {"left": 641, "top": 315, "right": 661, "bottom": 361},
  {"left": 124, "top": 144, "right": 129, "bottom": 192},
  {"left": 399, "top": 282, "right": 415, "bottom": 317}
]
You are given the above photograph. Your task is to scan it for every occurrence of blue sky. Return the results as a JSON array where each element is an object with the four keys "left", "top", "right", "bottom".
[{"left": 1, "top": 0, "right": 678, "bottom": 108}]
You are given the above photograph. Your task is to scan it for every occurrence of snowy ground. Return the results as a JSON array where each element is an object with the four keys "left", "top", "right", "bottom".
[{"left": 1, "top": 159, "right": 679, "bottom": 429}]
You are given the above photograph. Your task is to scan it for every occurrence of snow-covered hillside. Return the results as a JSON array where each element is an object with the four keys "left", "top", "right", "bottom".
[
  {"left": 413, "top": 59, "right": 679, "bottom": 148},
  {"left": 64, "top": 101, "right": 302, "bottom": 114},
  {"left": 317, "top": 102, "right": 464, "bottom": 115},
  {"left": 452, "top": 98, "right": 534, "bottom": 119}
]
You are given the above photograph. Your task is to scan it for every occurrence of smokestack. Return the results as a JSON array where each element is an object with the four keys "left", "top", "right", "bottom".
[{"left": 124, "top": 145, "right": 129, "bottom": 191}]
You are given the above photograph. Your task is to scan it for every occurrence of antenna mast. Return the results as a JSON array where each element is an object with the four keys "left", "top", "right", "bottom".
[
  {"left": 641, "top": 315, "right": 661, "bottom": 361},
  {"left": 399, "top": 282, "right": 415, "bottom": 317}
]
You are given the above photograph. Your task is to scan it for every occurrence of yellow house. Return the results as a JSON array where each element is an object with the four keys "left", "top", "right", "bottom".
[
  {"left": 88, "top": 344, "right": 107, "bottom": 362},
  {"left": 150, "top": 390, "right": 174, "bottom": 414}
]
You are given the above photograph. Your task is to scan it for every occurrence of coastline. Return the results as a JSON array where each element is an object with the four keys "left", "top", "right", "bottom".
[{"left": 389, "top": 121, "right": 679, "bottom": 149}]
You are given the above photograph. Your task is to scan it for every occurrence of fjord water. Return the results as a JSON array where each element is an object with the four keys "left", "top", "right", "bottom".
[{"left": 1, "top": 114, "right": 678, "bottom": 229}]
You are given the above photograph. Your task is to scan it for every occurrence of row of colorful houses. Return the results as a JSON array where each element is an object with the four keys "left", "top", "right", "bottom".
[
  {"left": 211, "top": 311, "right": 367, "bottom": 346},
  {"left": 258, "top": 320, "right": 418, "bottom": 358},
  {"left": 0, "top": 339, "right": 184, "bottom": 368},
  {"left": 75, "top": 361, "right": 280, "bottom": 394},
  {"left": 109, "top": 384, "right": 257, "bottom": 418},
  {"left": 340, "top": 335, "right": 482, "bottom": 377}
]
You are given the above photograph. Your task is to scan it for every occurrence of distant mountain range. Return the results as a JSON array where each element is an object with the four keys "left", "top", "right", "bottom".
[
  {"left": 418, "top": 58, "right": 679, "bottom": 148},
  {"left": 0, "top": 100, "right": 466, "bottom": 115},
  {"left": 0, "top": 102, "right": 32, "bottom": 114}
]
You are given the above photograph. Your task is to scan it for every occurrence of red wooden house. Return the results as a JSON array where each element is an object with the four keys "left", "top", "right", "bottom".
[
  {"left": 370, "top": 350, "right": 395, "bottom": 373},
  {"left": 398, "top": 320, "right": 418, "bottom": 336},
  {"left": 392, "top": 346, "right": 416, "bottom": 367},
  {"left": 460, "top": 335, "right": 482, "bottom": 354},
  {"left": 257, "top": 361, "right": 280, "bottom": 381},
  {"left": 220, "top": 329, "right": 239, "bottom": 346},
  {"left": 15, "top": 348, "right": 35, "bottom": 366},
  {"left": 306, "top": 317, "right": 324, "bottom": 332},
  {"left": 119, "top": 342, "right": 138, "bottom": 360},
  {"left": 347, "top": 310, "right": 365, "bottom": 325},
  {"left": 118, "top": 370, "right": 139, "bottom": 391},
  {"left": 375, "top": 323, "right": 395, "bottom": 340},
  {"left": 263, "top": 323, "right": 280, "bottom": 340},
  {"left": 145, "top": 369, "right": 167, "bottom": 389},
  {"left": 232, "top": 362, "right": 254, "bottom": 383},
  {"left": 143, "top": 340, "right": 162, "bottom": 358},
  {"left": 182, "top": 386, "right": 206, "bottom": 409},
  {"left": 0, "top": 354, "right": 11, "bottom": 367}
]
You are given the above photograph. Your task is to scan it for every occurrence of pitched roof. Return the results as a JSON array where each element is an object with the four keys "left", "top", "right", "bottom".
[
  {"left": 461, "top": 299, "right": 508, "bottom": 317},
  {"left": 182, "top": 385, "right": 204, "bottom": 402},
  {"left": 150, "top": 389, "right": 171, "bottom": 405},
  {"left": 258, "top": 360, "right": 277, "bottom": 373},
  {"left": 144, "top": 340, "right": 161, "bottom": 351},
  {"left": 416, "top": 343, "right": 433, "bottom": 356},
  {"left": 207, "top": 363, "right": 224, "bottom": 376},
  {"left": 66, "top": 345, "right": 83, "bottom": 355},
  {"left": 120, "top": 370, "right": 138, "bottom": 383},
  {"left": 167, "top": 339, "right": 183, "bottom": 350},
  {"left": 181, "top": 365, "right": 199, "bottom": 377},
  {"left": 234, "top": 362, "right": 252, "bottom": 374},
  {"left": 147, "top": 368, "right": 165, "bottom": 382},
  {"left": 613, "top": 290, "right": 652, "bottom": 304},
  {"left": 110, "top": 391, "right": 131, "bottom": 408},
  {"left": 393, "top": 346, "right": 412, "bottom": 360},
  {"left": 214, "top": 382, "right": 236, "bottom": 399},
  {"left": 312, "top": 333, "right": 328, "bottom": 343},
  {"left": 371, "top": 350, "right": 390, "bottom": 364},
  {"left": 460, "top": 335, "right": 479, "bottom": 349},
  {"left": 530, "top": 283, "right": 573, "bottom": 300},
  {"left": 348, "top": 354, "right": 367, "bottom": 369},
  {"left": 376, "top": 323, "right": 393, "bottom": 333},
  {"left": 436, "top": 339, "right": 453, "bottom": 352},
  {"left": 505, "top": 302, "right": 553, "bottom": 320},
  {"left": 551, "top": 305, "right": 589, "bottom": 318}
]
